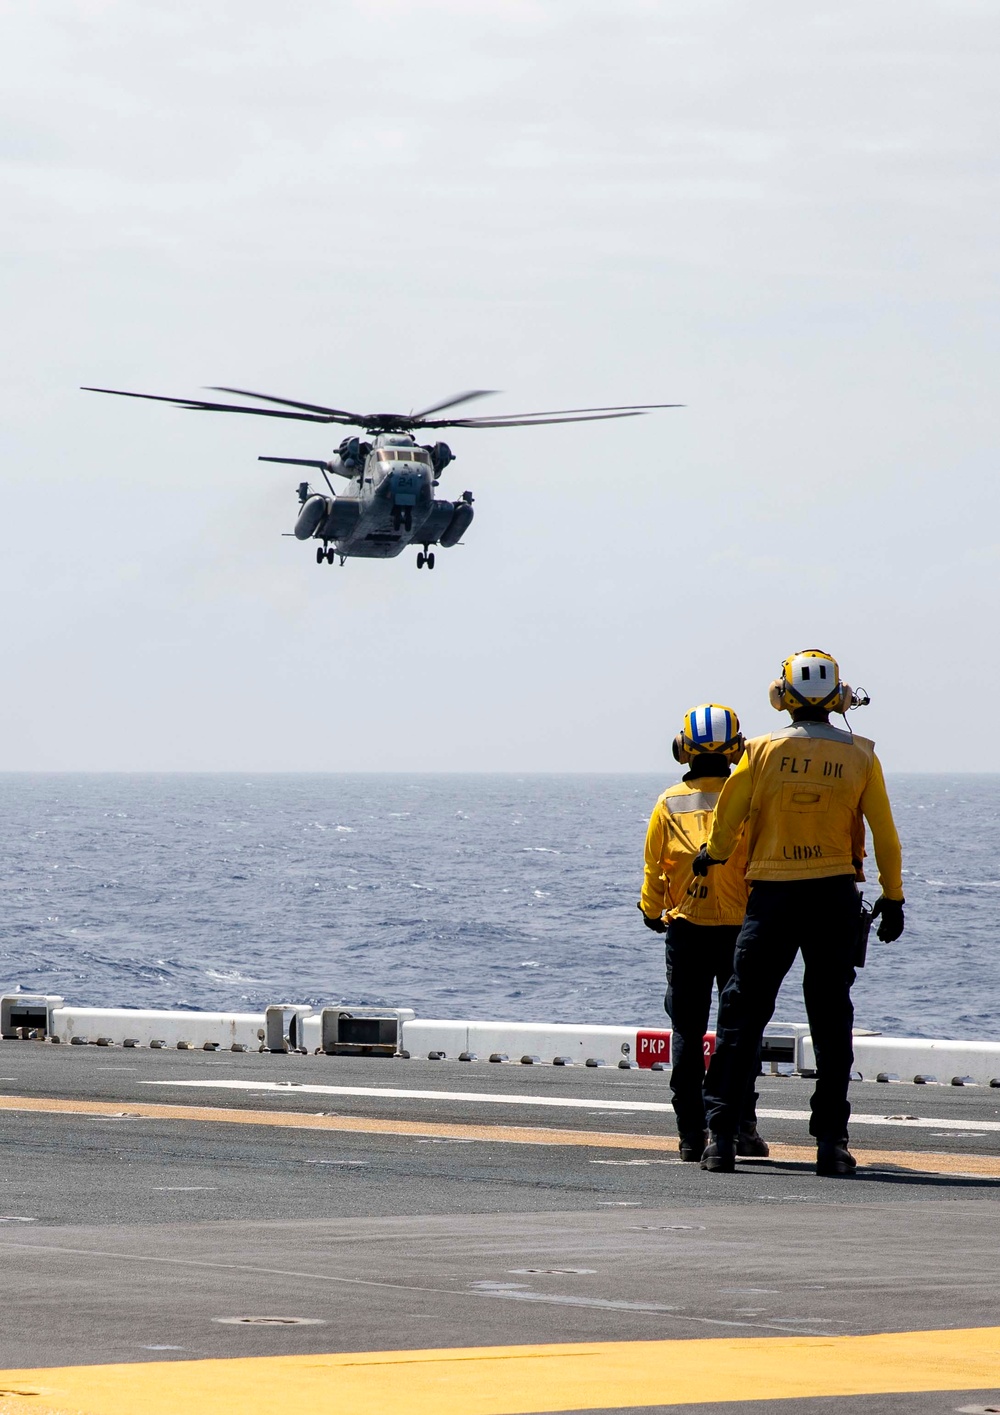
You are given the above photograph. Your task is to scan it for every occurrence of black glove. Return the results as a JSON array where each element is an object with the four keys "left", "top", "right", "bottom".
[
  {"left": 691, "top": 844, "right": 723, "bottom": 878},
  {"left": 637, "top": 902, "right": 667, "bottom": 934},
  {"left": 872, "top": 896, "right": 905, "bottom": 942}
]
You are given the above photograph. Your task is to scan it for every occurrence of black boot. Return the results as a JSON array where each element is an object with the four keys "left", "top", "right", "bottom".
[
  {"left": 700, "top": 1134, "right": 736, "bottom": 1172},
  {"left": 816, "top": 1139, "right": 857, "bottom": 1176},
  {"left": 736, "top": 1125, "right": 770, "bottom": 1158},
  {"left": 679, "top": 1129, "right": 710, "bottom": 1162}
]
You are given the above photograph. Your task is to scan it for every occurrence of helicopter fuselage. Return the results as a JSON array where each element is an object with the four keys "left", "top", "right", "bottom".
[
  {"left": 293, "top": 433, "right": 474, "bottom": 567},
  {"left": 82, "top": 382, "right": 676, "bottom": 571}
]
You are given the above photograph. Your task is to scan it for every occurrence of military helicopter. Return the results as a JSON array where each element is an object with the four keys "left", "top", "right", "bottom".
[{"left": 82, "top": 384, "right": 680, "bottom": 569}]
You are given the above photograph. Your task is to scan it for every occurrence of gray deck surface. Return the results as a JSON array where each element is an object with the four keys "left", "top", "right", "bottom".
[{"left": 0, "top": 1043, "right": 997, "bottom": 1412}]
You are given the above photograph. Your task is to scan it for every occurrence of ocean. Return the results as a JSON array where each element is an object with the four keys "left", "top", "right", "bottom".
[{"left": 1, "top": 773, "right": 997, "bottom": 1041}]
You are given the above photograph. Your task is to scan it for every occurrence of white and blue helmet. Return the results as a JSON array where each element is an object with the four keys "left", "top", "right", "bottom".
[{"left": 673, "top": 703, "right": 744, "bottom": 763}]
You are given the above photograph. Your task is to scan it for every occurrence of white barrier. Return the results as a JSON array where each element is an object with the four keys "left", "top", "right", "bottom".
[
  {"left": 48, "top": 1004, "right": 267, "bottom": 1051},
  {"left": 397, "top": 1019, "right": 809, "bottom": 1070},
  {"left": 800, "top": 1033, "right": 1000, "bottom": 1087},
  {"left": 0, "top": 995, "right": 413, "bottom": 1056},
  {"left": 2, "top": 992, "right": 996, "bottom": 1085},
  {"left": 399, "top": 1019, "right": 652, "bottom": 1066}
]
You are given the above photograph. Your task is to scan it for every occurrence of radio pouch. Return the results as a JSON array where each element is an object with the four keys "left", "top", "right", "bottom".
[{"left": 855, "top": 898, "right": 874, "bottom": 968}]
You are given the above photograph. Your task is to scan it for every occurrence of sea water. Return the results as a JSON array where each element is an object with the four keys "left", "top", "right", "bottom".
[{"left": 1, "top": 773, "right": 997, "bottom": 1041}]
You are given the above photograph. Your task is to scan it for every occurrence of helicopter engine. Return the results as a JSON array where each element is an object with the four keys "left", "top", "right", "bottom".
[
  {"left": 425, "top": 442, "right": 454, "bottom": 478},
  {"left": 337, "top": 436, "right": 372, "bottom": 471}
]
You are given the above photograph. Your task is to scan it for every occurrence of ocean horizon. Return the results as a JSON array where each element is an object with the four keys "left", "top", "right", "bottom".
[{"left": 2, "top": 772, "right": 997, "bottom": 1042}]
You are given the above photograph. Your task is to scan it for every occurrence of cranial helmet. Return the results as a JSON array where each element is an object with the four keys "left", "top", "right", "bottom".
[
  {"left": 768, "top": 649, "right": 854, "bottom": 714},
  {"left": 672, "top": 703, "right": 744, "bottom": 764}
]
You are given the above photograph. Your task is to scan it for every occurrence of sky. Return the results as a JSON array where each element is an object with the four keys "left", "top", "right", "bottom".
[{"left": 1, "top": 0, "right": 997, "bottom": 772}]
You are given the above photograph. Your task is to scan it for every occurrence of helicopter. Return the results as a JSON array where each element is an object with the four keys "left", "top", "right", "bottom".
[{"left": 81, "top": 385, "right": 680, "bottom": 569}]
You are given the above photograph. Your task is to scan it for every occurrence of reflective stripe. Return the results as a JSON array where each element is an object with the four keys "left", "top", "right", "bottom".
[
  {"left": 770, "top": 722, "right": 854, "bottom": 745},
  {"left": 664, "top": 791, "right": 718, "bottom": 815}
]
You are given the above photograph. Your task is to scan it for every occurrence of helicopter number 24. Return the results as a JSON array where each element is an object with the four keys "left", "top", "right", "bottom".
[{"left": 83, "top": 384, "right": 678, "bottom": 569}]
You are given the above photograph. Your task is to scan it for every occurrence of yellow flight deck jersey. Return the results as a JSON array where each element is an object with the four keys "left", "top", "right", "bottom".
[
  {"left": 705, "top": 722, "right": 904, "bottom": 899},
  {"left": 641, "top": 777, "right": 750, "bottom": 927}
]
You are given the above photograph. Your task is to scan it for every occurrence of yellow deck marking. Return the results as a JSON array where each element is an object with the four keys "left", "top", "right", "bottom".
[
  {"left": 0, "top": 1327, "right": 998, "bottom": 1415},
  {"left": 0, "top": 1094, "right": 997, "bottom": 1176}
]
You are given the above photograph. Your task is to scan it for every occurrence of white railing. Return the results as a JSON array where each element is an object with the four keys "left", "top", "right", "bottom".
[{"left": 2, "top": 992, "right": 996, "bottom": 1085}]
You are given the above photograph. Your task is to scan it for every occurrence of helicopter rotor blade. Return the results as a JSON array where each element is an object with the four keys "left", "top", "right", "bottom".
[
  {"left": 457, "top": 401, "right": 684, "bottom": 422},
  {"left": 410, "top": 389, "right": 500, "bottom": 419},
  {"left": 209, "top": 386, "right": 362, "bottom": 420},
  {"left": 81, "top": 387, "right": 347, "bottom": 424},
  {"left": 258, "top": 457, "right": 333, "bottom": 470},
  {"left": 83, "top": 387, "right": 682, "bottom": 433},
  {"left": 178, "top": 400, "right": 347, "bottom": 423},
  {"left": 418, "top": 409, "right": 660, "bottom": 430}
]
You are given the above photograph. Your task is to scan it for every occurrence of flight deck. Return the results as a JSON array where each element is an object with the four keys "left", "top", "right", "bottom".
[{"left": 0, "top": 1042, "right": 997, "bottom": 1414}]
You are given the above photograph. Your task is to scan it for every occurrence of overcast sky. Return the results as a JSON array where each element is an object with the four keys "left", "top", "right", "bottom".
[{"left": 2, "top": 1, "right": 997, "bottom": 772}]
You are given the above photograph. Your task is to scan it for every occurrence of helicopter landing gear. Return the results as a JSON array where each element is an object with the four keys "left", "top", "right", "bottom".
[
  {"left": 416, "top": 549, "right": 436, "bottom": 570},
  {"left": 325, "top": 548, "right": 337, "bottom": 564},
  {"left": 316, "top": 546, "right": 325, "bottom": 564}
]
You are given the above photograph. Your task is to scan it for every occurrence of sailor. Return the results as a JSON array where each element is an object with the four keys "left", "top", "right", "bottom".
[
  {"left": 694, "top": 650, "right": 905, "bottom": 1176},
  {"left": 639, "top": 704, "right": 768, "bottom": 1162}
]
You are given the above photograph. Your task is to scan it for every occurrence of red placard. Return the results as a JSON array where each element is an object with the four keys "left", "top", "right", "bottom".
[
  {"left": 635, "top": 1030, "right": 671, "bottom": 1067},
  {"left": 635, "top": 1030, "right": 716, "bottom": 1067}
]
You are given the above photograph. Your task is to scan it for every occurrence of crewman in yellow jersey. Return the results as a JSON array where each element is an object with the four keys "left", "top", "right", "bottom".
[
  {"left": 693, "top": 650, "right": 905, "bottom": 1177},
  {"left": 639, "top": 703, "right": 768, "bottom": 1162}
]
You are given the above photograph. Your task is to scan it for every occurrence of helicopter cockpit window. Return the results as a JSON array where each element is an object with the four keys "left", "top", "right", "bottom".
[{"left": 377, "top": 447, "right": 431, "bottom": 464}]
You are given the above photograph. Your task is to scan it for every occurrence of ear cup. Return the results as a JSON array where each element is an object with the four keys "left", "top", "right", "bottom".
[
  {"left": 768, "top": 679, "right": 786, "bottom": 711},
  {"left": 837, "top": 683, "right": 854, "bottom": 714},
  {"left": 730, "top": 734, "right": 746, "bottom": 763},
  {"left": 672, "top": 734, "right": 688, "bottom": 764}
]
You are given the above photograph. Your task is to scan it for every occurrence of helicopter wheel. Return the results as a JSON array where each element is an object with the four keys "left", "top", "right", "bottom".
[
  {"left": 426, "top": 552, "right": 435, "bottom": 570},
  {"left": 316, "top": 546, "right": 325, "bottom": 565},
  {"left": 416, "top": 552, "right": 425, "bottom": 569},
  {"left": 325, "top": 548, "right": 336, "bottom": 564}
]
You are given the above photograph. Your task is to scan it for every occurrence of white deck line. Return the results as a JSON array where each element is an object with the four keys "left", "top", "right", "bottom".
[{"left": 142, "top": 1080, "right": 1000, "bottom": 1132}]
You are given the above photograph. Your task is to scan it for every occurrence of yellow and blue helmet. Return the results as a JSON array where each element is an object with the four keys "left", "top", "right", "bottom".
[
  {"left": 769, "top": 649, "right": 853, "bottom": 713},
  {"left": 673, "top": 703, "right": 744, "bottom": 764}
]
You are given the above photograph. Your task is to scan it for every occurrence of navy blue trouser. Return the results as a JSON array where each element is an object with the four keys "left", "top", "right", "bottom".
[
  {"left": 704, "top": 876, "right": 861, "bottom": 1142},
  {"left": 664, "top": 918, "right": 758, "bottom": 1139}
]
